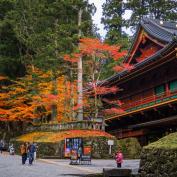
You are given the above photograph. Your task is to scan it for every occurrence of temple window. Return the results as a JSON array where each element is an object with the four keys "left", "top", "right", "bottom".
[
  {"left": 169, "top": 80, "right": 177, "bottom": 92},
  {"left": 155, "top": 84, "right": 165, "bottom": 95}
]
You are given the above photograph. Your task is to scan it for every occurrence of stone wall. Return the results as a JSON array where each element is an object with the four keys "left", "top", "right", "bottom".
[
  {"left": 26, "top": 121, "right": 105, "bottom": 133},
  {"left": 12, "top": 136, "right": 118, "bottom": 159}
]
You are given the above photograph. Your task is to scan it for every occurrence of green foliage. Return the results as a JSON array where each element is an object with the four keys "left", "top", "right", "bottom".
[
  {"left": 0, "top": 0, "right": 26, "bottom": 77},
  {"left": 126, "top": 0, "right": 177, "bottom": 29},
  {"left": 102, "top": 0, "right": 129, "bottom": 46},
  {"left": 101, "top": 0, "right": 130, "bottom": 79},
  {"left": 145, "top": 132, "right": 177, "bottom": 149},
  {"left": 0, "top": 0, "right": 95, "bottom": 78},
  {"left": 118, "top": 138, "right": 142, "bottom": 159}
]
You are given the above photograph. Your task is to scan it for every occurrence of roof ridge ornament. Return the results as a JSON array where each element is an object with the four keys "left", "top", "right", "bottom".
[{"left": 160, "top": 20, "right": 163, "bottom": 25}]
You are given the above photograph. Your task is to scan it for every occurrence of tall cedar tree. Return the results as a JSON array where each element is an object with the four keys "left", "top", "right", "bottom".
[
  {"left": 102, "top": 0, "right": 129, "bottom": 46},
  {"left": 126, "top": 0, "right": 177, "bottom": 29},
  {"left": 0, "top": 0, "right": 95, "bottom": 76},
  {"left": 101, "top": 0, "right": 129, "bottom": 80}
]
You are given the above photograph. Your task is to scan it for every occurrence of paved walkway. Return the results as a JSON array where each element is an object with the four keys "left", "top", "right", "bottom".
[{"left": 0, "top": 153, "right": 140, "bottom": 177}]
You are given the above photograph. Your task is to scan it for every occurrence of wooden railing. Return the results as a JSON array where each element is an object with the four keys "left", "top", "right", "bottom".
[
  {"left": 26, "top": 120, "right": 105, "bottom": 132},
  {"left": 121, "top": 90, "right": 177, "bottom": 111}
]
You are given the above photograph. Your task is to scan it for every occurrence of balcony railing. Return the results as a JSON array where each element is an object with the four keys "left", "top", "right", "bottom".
[{"left": 121, "top": 90, "right": 177, "bottom": 113}]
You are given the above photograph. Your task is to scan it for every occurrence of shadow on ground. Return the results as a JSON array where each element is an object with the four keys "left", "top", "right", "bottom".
[{"left": 61, "top": 174, "right": 103, "bottom": 177}]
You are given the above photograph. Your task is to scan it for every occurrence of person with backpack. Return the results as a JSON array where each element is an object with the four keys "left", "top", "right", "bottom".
[
  {"left": 20, "top": 143, "right": 27, "bottom": 165},
  {"left": 115, "top": 149, "right": 123, "bottom": 168}
]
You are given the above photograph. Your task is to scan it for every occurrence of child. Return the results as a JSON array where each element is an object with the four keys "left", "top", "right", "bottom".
[
  {"left": 115, "top": 150, "right": 123, "bottom": 168},
  {"left": 9, "top": 144, "right": 15, "bottom": 155}
]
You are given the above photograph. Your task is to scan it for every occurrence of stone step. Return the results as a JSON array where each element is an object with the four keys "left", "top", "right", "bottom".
[{"left": 103, "top": 168, "right": 132, "bottom": 177}]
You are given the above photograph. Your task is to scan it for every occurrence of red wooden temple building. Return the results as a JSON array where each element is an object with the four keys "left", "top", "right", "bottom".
[{"left": 100, "top": 18, "right": 177, "bottom": 145}]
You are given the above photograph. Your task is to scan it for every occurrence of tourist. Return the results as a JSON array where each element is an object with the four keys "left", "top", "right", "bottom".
[
  {"left": 0, "top": 140, "right": 4, "bottom": 154},
  {"left": 20, "top": 143, "right": 27, "bottom": 165},
  {"left": 28, "top": 142, "right": 36, "bottom": 165},
  {"left": 77, "top": 147, "right": 82, "bottom": 163},
  {"left": 26, "top": 142, "right": 30, "bottom": 160},
  {"left": 9, "top": 144, "right": 15, "bottom": 155},
  {"left": 33, "top": 143, "right": 38, "bottom": 162},
  {"left": 115, "top": 149, "right": 123, "bottom": 168}
]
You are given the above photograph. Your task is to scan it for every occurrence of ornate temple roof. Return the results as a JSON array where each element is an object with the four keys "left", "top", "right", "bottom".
[
  {"left": 100, "top": 18, "right": 177, "bottom": 86},
  {"left": 141, "top": 18, "right": 177, "bottom": 43}
]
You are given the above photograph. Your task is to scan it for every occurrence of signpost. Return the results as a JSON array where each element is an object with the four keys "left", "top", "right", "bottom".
[{"left": 108, "top": 140, "right": 114, "bottom": 155}]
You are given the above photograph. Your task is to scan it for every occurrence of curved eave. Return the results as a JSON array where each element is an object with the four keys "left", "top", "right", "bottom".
[
  {"left": 141, "top": 20, "right": 174, "bottom": 43},
  {"left": 100, "top": 39, "right": 177, "bottom": 87},
  {"left": 123, "top": 24, "right": 142, "bottom": 63}
]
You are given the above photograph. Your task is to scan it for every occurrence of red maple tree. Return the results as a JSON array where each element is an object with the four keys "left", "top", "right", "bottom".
[{"left": 63, "top": 37, "right": 127, "bottom": 119}]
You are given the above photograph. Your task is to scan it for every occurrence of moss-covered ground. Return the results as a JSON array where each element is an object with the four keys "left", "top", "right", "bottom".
[{"left": 144, "top": 132, "right": 177, "bottom": 149}]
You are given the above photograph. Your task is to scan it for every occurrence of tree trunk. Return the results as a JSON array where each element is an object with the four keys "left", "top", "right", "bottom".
[
  {"left": 77, "top": 8, "right": 83, "bottom": 121},
  {"left": 51, "top": 75, "right": 58, "bottom": 122},
  {"left": 70, "top": 69, "right": 75, "bottom": 120}
]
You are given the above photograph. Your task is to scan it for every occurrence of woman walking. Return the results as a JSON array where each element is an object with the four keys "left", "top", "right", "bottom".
[{"left": 20, "top": 143, "right": 27, "bottom": 165}]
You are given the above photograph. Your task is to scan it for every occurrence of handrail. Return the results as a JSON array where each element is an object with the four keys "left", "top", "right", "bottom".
[{"left": 121, "top": 90, "right": 177, "bottom": 110}]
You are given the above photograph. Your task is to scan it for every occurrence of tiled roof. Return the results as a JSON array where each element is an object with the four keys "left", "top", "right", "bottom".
[
  {"left": 100, "top": 18, "right": 177, "bottom": 86},
  {"left": 141, "top": 18, "right": 177, "bottom": 43}
]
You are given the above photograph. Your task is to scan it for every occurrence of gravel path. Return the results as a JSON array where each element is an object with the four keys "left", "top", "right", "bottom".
[{"left": 0, "top": 153, "right": 140, "bottom": 177}]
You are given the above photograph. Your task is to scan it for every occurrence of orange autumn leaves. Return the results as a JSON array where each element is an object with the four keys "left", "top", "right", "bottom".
[
  {"left": 16, "top": 130, "right": 113, "bottom": 143},
  {"left": 0, "top": 69, "right": 78, "bottom": 122},
  {"left": 63, "top": 38, "right": 127, "bottom": 116},
  {"left": 64, "top": 38, "right": 127, "bottom": 64},
  {"left": 0, "top": 38, "right": 128, "bottom": 122}
]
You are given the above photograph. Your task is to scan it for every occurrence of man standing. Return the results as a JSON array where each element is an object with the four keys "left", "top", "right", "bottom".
[
  {"left": 28, "top": 142, "right": 36, "bottom": 165},
  {"left": 0, "top": 140, "right": 4, "bottom": 154}
]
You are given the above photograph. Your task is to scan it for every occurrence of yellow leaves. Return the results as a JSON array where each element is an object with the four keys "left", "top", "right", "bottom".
[
  {"left": 13, "top": 87, "right": 26, "bottom": 93},
  {"left": 0, "top": 93, "right": 9, "bottom": 99},
  {"left": 16, "top": 130, "right": 113, "bottom": 143},
  {"left": 0, "top": 68, "right": 79, "bottom": 123},
  {"left": 0, "top": 76, "right": 7, "bottom": 81}
]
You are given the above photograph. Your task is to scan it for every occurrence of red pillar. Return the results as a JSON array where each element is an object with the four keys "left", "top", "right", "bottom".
[{"left": 166, "top": 83, "right": 169, "bottom": 95}]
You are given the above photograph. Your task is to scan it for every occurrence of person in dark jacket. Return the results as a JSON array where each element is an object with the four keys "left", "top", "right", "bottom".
[
  {"left": 0, "top": 140, "right": 4, "bottom": 154},
  {"left": 28, "top": 143, "right": 36, "bottom": 165}
]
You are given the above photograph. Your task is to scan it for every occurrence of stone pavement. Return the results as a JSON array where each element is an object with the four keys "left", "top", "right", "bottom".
[{"left": 0, "top": 153, "right": 140, "bottom": 177}]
